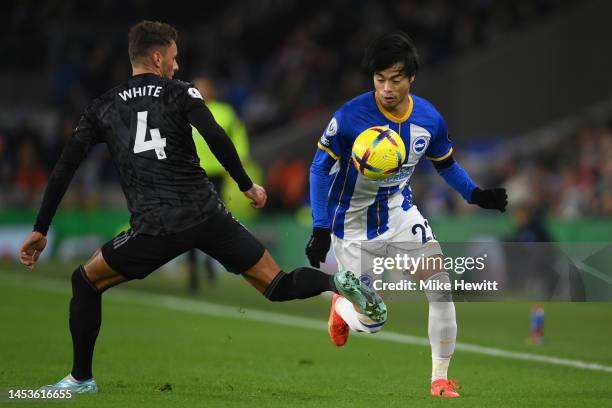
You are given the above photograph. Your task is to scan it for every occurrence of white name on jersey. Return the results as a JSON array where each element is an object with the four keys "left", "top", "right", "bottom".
[{"left": 118, "top": 86, "right": 163, "bottom": 101}]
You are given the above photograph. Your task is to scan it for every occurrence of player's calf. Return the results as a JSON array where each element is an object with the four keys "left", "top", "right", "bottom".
[
  {"left": 423, "top": 271, "right": 457, "bottom": 385},
  {"left": 69, "top": 266, "right": 102, "bottom": 381},
  {"left": 241, "top": 250, "right": 337, "bottom": 300},
  {"left": 69, "top": 251, "right": 129, "bottom": 382},
  {"left": 263, "top": 267, "right": 337, "bottom": 301}
]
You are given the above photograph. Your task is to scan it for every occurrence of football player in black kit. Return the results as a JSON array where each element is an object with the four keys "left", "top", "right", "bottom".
[{"left": 18, "top": 20, "right": 381, "bottom": 393}]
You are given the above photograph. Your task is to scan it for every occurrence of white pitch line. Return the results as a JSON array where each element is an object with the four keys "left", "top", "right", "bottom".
[{"left": 3, "top": 272, "right": 612, "bottom": 374}]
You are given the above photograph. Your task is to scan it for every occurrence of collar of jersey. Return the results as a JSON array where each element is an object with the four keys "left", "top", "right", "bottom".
[
  {"left": 374, "top": 92, "right": 413, "bottom": 123},
  {"left": 131, "top": 73, "right": 160, "bottom": 79}
]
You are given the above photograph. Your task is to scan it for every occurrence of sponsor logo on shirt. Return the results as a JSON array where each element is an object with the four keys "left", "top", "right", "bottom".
[{"left": 383, "top": 165, "right": 415, "bottom": 183}]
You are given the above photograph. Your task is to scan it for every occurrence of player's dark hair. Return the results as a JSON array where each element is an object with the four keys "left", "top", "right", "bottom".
[
  {"left": 362, "top": 31, "right": 419, "bottom": 77},
  {"left": 128, "top": 20, "right": 178, "bottom": 63}
]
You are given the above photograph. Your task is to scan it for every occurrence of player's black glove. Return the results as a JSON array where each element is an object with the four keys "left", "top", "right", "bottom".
[
  {"left": 470, "top": 187, "right": 508, "bottom": 212},
  {"left": 306, "top": 227, "right": 331, "bottom": 268}
]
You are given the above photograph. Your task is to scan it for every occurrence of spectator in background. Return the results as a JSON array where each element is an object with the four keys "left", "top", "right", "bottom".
[
  {"left": 0, "top": 130, "right": 12, "bottom": 177},
  {"left": 192, "top": 76, "right": 250, "bottom": 193},
  {"left": 266, "top": 157, "right": 309, "bottom": 211},
  {"left": 14, "top": 139, "right": 48, "bottom": 205},
  {"left": 0, "top": 1, "right": 595, "bottom": 217},
  {"left": 510, "top": 204, "right": 551, "bottom": 243},
  {"left": 189, "top": 75, "right": 250, "bottom": 289}
]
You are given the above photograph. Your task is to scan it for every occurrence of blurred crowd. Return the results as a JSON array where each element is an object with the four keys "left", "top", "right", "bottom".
[
  {"left": 234, "top": 116, "right": 612, "bottom": 221},
  {"left": 414, "top": 121, "right": 612, "bottom": 219},
  {"left": 501, "top": 124, "right": 612, "bottom": 218},
  {"left": 4, "top": 0, "right": 605, "bottom": 221},
  {"left": 3, "top": 0, "right": 573, "bottom": 129}
]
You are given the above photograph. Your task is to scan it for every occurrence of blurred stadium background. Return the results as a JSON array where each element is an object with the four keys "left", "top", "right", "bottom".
[{"left": 1, "top": 1, "right": 611, "bottom": 405}]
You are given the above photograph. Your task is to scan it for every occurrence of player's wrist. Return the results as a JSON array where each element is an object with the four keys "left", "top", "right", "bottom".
[
  {"left": 312, "top": 227, "right": 330, "bottom": 237},
  {"left": 239, "top": 179, "right": 254, "bottom": 192},
  {"left": 32, "top": 225, "right": 48, "bottom": 237},
  {"left": 469, "top": 187, "right": 482, "bottom": 204}
]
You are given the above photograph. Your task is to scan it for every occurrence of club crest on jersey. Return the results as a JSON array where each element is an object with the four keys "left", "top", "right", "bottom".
[
  {"left": 412, "top": 136, "right": 428, "bottom": 155},
  {"left": 188, "top": 87, "right": 203, "bottom": 99}
]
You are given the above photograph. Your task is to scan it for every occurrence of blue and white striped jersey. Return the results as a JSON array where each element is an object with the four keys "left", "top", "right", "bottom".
[{"left": 310, "top": 91, "right": 452, "bottom": 241}]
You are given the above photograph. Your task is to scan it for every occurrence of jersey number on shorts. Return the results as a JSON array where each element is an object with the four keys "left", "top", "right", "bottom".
[
  {"left": 134, "top": 111, "right": 167, "bottom": 160},
  {"left": 412, "top": 220, "right": 436, "bottom": 244}
]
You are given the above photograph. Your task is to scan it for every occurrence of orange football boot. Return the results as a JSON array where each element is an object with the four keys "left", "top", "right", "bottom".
[
  {"left": 328, "top": 294, "right": 349, "bottom": 347},
  {"left": 430, "top": 379, "right": 461, "bottom": 398}
]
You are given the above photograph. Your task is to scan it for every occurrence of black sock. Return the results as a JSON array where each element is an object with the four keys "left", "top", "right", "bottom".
[
  {"left": 264, "top": 267, "right": 337, "bottom": 301},
  {"left": 69, "top": 266, "right": 101, "bottom": 381}
]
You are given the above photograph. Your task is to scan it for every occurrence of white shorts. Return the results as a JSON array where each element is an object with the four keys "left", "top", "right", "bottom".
[{"left": 331, "top": 205, "right": 443, "bottom": 277}]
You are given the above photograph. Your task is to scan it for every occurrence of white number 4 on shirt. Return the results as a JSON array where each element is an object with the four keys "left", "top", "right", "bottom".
[{"left": 133, "top": 111, "right": 167, "bottom": 160}]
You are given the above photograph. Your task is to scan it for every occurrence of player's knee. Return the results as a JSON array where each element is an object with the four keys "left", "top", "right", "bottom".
[
  {"left": 424, "top": 271, "right": 453, "bottom": 303},
  {"left": 415, "top": 254, "right": 444, "bottom": 281},
  {"left": 71, "top": 266, "right": 100, "bottom": 297}
]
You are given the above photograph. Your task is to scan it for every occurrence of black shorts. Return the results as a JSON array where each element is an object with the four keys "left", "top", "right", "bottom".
[{"left": 101, "top": 210, "right": 265, "bottom": 280}]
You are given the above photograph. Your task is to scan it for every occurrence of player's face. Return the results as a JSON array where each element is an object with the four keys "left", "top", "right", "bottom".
[
  {"left": 160, "top": 41, "right": 179, "bottom": 79},
  {"left": 373, "top": 64, "right": 414, "bottom": 111}
]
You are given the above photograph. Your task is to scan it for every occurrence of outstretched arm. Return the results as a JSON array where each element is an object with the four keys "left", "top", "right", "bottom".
[
  {"left": 427, "top": 114, "right": 507, "bottom": 212},
  {"left": 34, "top": 113, "right": 101, "bottom": 235},
  {"left": 187, "top": 104, "right": 251, "bottom": 191},
  {"left": 310, "top": 149, "right": 336, "bottom": 229},
  {"left": 306, "top": 114, "right": 345, "bottom": 267},
  {"left": 306, "top": 147, "right": 337, "bottom": 268},
  {"left": 187, "top": 103, "right": 267, "bottom": 208},
  {"left": 432, "top": 154, "right": 507, "bottom": 212},
  {"left": 21, "top": 113, "right": 101, "bottom": 267}
]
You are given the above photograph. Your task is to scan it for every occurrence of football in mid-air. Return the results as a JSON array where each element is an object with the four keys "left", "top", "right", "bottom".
[{"left": 351, "top": 126, "right": 406, "bottom": 179}]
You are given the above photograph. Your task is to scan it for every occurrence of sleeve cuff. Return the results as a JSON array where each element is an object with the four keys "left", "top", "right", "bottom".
[
  {"left": 317, "top": 143, "right": 339, "bottom": 161},
  {"left": 238, "top": 178, "right": 253, "bottom": 192},
  {"left": 33, "top": 224, "right": 49, "bottom": 236},
  {"left": 426, "top": 147, "right": 453, "bottom": 162}
]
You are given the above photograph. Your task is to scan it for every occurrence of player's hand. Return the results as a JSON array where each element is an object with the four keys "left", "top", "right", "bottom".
[
  {"left": 19, "top": 231, "right": 47, "bottom": 268},
  {"left": 470, "top": 187, "right": 508, "bottom": 212},
  {"left": 244, "top": 183, "right": 267, "bottom": 209},
  {"left": 306, "top": 227, "right": 331, "bottom": 268}
]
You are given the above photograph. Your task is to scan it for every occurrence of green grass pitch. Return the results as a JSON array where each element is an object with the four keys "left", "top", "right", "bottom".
[{"left": 1, "top": 262, "right": 611, "bottom": 407}]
